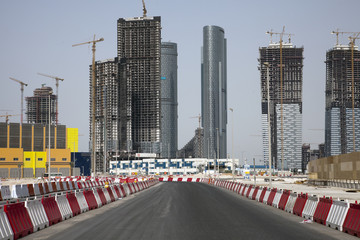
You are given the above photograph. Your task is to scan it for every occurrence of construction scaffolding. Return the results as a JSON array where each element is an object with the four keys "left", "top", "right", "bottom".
[
  {"left": 26, "top": 86, "right": 56, "bottom": 125},
  {"left": 259, "top": 42, "right": 303, "bottom": 170},
  {"left": 90, "top": 58, "right": 120, "bottom": 173},
  {"left": 325, "top": 44, "right": 360, "bottom": 155},
  {"left": 117, "top": 16, "right": 162, "bottom": 154}
]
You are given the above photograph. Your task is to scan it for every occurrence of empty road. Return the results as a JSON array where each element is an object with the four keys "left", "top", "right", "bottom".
[{"left": 25, "top": 182, "right": 356, "bottom": 240}]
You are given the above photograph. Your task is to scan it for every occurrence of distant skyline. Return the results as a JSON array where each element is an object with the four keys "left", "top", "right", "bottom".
[{"left": 0, "top": 0, "right": 359, "bottom": 164}]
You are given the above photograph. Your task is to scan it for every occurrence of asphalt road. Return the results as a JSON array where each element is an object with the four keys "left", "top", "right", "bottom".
[{"left": 25, "top": 182, "right": 357, "bottom": 240}]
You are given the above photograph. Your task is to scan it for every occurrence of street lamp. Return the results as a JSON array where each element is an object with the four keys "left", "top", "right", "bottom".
[
  {"left": 229, "top": 108, "right": 234, "bottom": 182},
  {"left": 48, "top": 90, "right": 53, "bottom": 178},
  {"left": 264, "top": 62, "right": 272, "bottom": 187}
]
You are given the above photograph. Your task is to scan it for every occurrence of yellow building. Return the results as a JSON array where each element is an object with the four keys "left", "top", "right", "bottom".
[{"left": 0, "top": 123, "right": 78, "bottom": 178}]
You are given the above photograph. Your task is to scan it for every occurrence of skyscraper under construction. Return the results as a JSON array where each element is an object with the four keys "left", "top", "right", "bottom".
[
  {"left": 259, "top": 39, "right": 303, "bottom": 171},
  {"left": 325, "top": 42, "right": 360, "bottom": 156},
  {"left": 117, "top": 16, "right": 161, "bottom": 154}
]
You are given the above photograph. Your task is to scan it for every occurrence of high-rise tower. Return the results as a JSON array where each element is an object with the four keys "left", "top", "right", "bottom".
[
  {"left": 201, "top": 25, "right": 227, "bottom": 159},
  {"left": 90, "top": 58, "right": 120, "bottom": 172},
  {"left": 259, "top": 41, "right": 303, "bottom": 170},
  {"left": 325, "top": 44, "right": 360, "bottom": 156},
  {"left": 26, "top": 86, "right": 56, "bottom": 125},
  {"left": 161, "top": 42, "right": 178, "bottom": 158},
  {"left": 117, "top": 16, "right": 161, "bottom": 154}
]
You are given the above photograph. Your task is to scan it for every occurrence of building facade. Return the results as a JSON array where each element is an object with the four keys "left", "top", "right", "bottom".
[
  {"left": 160, "top": 42, "right": 178, "bottom": 158},
  {"left": 26, "top": 86, "right": 56, "bottom": 125},
  {"left": 259, "top": 42, "right": 303, "bottom": 170},
  {"left": 117, "top": 16, "right": 162, "bottom": 155},
  {"left": 90, "top": 58, "right": 120, "bottom": 173},
  {"left": 201, "top": 25, "right": 227, "bottom": 159},
  {"left": 0, "top": 122, "right": 73, "bottom": 178},
  {"left": 325, "top": 45, "right": 360, "bottom": 156}
]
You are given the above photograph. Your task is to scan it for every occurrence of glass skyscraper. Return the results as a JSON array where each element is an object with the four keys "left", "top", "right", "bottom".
[{"left": 201, "top": 25, "right": 227, "bottom": 159}]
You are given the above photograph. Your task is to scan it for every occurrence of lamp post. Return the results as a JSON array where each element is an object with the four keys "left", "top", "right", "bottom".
[
  {"left": 48, "top": 90, "right": 53, "bottom": 178},
  {"left": 264, "top": 62, "right": 272, "bottom": 187},
  {"left": 216, "top": 128, "right": 219, "bottom": 180},
  {"left": 230, "top": 108, "right": 234, "bottom": 182}
]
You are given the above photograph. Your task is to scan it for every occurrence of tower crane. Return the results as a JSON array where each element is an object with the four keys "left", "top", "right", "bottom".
[
  {"left": 190, "top": 114, "right": 201, "bottom": 129},
  {"left": 266, "top": 27, "right": 294, "bottom": 172},
  {"left": 331, "top": 30, "right": 358, "bottom": 45},
  {"left": 9, "top": 77, "right": 28, "bottom": 124},
  {"left": 0, "top": 113, "right": 20, "bottom": 124},
  {"left": 37, "top": 72, "right": 64, "bottom": 125},
  {"left": 142, "top": 0, "right": 147, "bottom": 17},
  {"left": 73, "top": 35, "right": 104, "bottom": 176}
]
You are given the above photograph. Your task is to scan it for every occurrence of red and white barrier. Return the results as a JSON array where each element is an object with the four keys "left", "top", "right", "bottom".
[
  {"left": 25, "top": 199, "right": 49, "bottom": 232},
  {"left": 284, "top": 192, "right": 297, "bottom": 213},
  {"left": 66, "top": 192, "right": 81, "bottom": 217},
  {"left": 277, "top": 190, "right": 290, "bottom": 210},
  {"left": 343, "top": 202, "right": 360, "bottom": 237},
  {"left": 313, "top": 197, "right": 333, "bottom": 225},
  {"left": 41, "top": 196, "right": 62, "bottom": 226},
  {"left": 55, "top": 194, "right": 73, "bottom": 220},
  {"left": 5, "top": 202, "right": 34, "bottom": 239},
  {"left": 0, "top": 206, "right": 13, "bottom": 240},
  {"left": 302, "top": 195, "right": 319, "bottom": 220},
  {"left": 75, "top": 191, "right": 89, "bottom": 213},
  {"left": 326, "top": 200, "right": 349, "bottom": 231},
  {"left": 293, "top": 193, "right": 307, "bottom": 216}
]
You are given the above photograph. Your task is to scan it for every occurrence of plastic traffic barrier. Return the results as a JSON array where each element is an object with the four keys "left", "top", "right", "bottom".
[
  {"left": 66, "top": 192, "right": 81, "bottom": 217},
  {"left": 43, "top": 182, "right": 50, "bottom": 194},
  {"left": 4, "top": 202, "right": 33, "bottom": 239},
  {"left": 96, "top": 189, "right": 107, "bottom": 206},
  {"left": 251, "top": 186, "right": 259, "bottom": 200},
  {"left": 25, "top": 199, "right": 49, "bottom": 232},
  {"left": 26, "top": 184, "right": 35, "bottom": 197},
  {"left": 33, "top": 183, "right": 41, "bottom": 196},
  {"left": 119, "top": 185, "right": 127, "bottom": 197},
  {"left": 93, "top": 189, "right": 103, "bottom": 208},
  {"left": 259, "top": 187, "right": 267, "bottom": 203},
  {"left": 245, "top": 185, "right": 253, "bottom": 198},
  {"left": 302, "top": 195, "right": 319, "bottom": 220},
  {"left": 255, "top": 187, "right": 262, "bottom": 201},
  {"left": 75, "top": 191, "right": 89, "bottom": 213},
  {"left": 106, "top": 188, "right": 115, "bottom": 202},
  {"left": 41, "top": 196, "right": 62, "bottom": 226},
  {"left": 55, "top": 194, "right": 73, "bottom": 220},
  {"left": 278, "top": 190, "right": 291, "bottom": 210},
  {"left": 293, "top": 193, "right": 308, "bottom": 216},
  {"left": 11, "top": 185, "right": 22, "bottom": 199},
  {"left": 267, "top": 188, "right": 277, "bottom": 206},
  {"left": 313, "top": 197, "right": 333, "bottom": 225},
  {"left": 241, "top": 185, "right": 248, "bottom": 196},
  {"left": 263, "top": 188, "right": 271, "bottom": 203},
  {"left": 103, "top": 188, "right": 112, "bottom": 204},
  {"left": 112, "top": 185, "right": 121, "bottom": 199},
  {"left": 272, "top": 189, "right": 283, "bottom": 208},
  {"left": 83, "top": 190, "right": 98, "bottom": 210},
  {"left": 284, "top": 192, "right": 298, "bottom": 213},
  {"left": 1, "top": 186, "right": 11, "bottom": 200},
  {"left": 326, "top": 200, "right": 349, "bottom": 231},
  {"left": 0, "top": 206, "right": 13, "bottom": 240},
  {"left": 343, "top": 202, "right": 360, "bottom": 237}
]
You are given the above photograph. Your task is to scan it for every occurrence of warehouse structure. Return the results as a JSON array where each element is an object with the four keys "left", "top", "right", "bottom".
[
  {"left": 0, "top": 122, "right": 75, "bottom": 178},
  {"left": 26, "top": 85, "right": 56, "bottom": 125},
  {"left": 259, "top": 40, "right": 303, "bottom": 170},
  {"left": 325, "top": 44, "right": 360, "bottom": 156}
]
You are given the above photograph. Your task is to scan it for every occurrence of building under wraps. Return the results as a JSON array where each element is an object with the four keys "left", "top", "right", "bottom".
[
  {"left": 325, "top": 44, "right": 360, "bottom": 156},
  {"left": 259, "top": 42, "right": 303, "bottom": 171},
  {"left": 0, "top": 122, "right": 77, "bottom": 178}
]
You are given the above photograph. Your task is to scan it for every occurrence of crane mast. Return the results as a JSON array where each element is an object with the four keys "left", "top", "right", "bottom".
[
  {"left": 9, "top": 77, "right": 28, "bottom": 124},
  {"left": 38, "top": 72, "right": 64, "bottom": 125}
]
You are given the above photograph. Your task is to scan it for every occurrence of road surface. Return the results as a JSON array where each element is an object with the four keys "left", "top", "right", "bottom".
[{"left": 25, "top": 182, "right": 357, "bottom": 240}]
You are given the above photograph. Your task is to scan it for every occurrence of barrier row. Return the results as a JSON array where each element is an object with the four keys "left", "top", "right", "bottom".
[
  {"left": 0, "top": 179, "right": 159, "bottom": 240},
  {"left": 159, "top": 177, "right": 203, "bottom": 182},
  {"left": 209, "top": 179, "right": 360, "bottom": 238}
]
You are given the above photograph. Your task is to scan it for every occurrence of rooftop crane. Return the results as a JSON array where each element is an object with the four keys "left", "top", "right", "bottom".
[
  {"left": 0, "top": 113, "right": 21, "bottom": 124},
  {"left": 72, "top": 35, "right": 104, "bottom": 176},
  {"left": 348, "top": 32, "right": 360, "bottom": 152},
  {"left": 266, "top": 27, "right": 294, "bottom": 172},
  {"left": 142, "top": 0, "right": 147, "bottom": 17},
  {"left": 331, "top": 30, "right": 358, "bottom": 45},
  {"left": 9, "top": 77, "right": 28, "bottom": 124},
  {"left": 190, "top": 114, "right": 201, "bottom": 129},
  {"left": 37, "top": 72, "right": 64, "bottom": 125}
]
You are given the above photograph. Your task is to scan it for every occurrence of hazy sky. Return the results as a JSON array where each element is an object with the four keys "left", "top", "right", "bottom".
[{"left": 0, "top": 0, "right": 359, "bottom": 163}]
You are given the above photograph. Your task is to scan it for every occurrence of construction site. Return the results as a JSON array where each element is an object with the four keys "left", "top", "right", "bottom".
[
  {"left": 258, "top": 29, "right": 303, "bottom": 171},
  {"left": 325, "top": 31, "right": 360, "bottom": 156}
]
